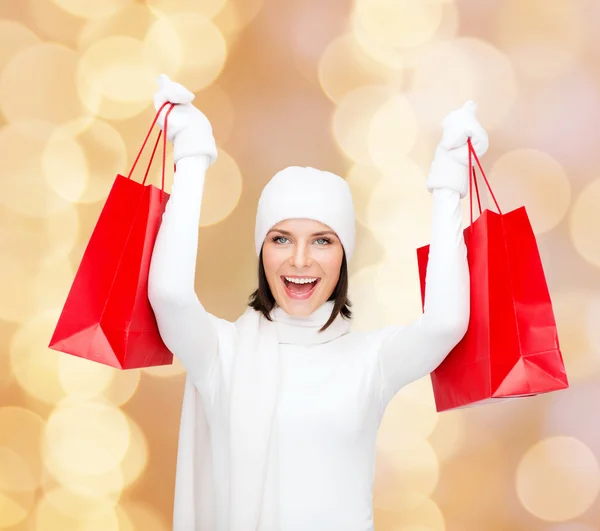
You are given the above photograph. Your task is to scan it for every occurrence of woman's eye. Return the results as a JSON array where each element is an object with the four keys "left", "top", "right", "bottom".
[
  {"left": 315, "top": 238, "right": 331, "bottom": 245},
  {"left": 274, "top": 236, "right": 288, "bottom": 244}
]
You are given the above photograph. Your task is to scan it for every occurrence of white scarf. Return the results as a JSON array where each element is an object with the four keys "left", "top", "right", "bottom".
[{"left": 173, "top": 300, "right": 351, "bottom": 531}]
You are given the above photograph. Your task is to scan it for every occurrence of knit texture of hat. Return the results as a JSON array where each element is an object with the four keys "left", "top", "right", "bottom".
[{"left": 254, "top": 166, "right": 356, "bottom": 261}]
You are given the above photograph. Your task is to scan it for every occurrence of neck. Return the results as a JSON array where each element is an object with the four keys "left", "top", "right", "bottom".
[{"left": 270, "top": 301, "right": 349, "bottom": 345}]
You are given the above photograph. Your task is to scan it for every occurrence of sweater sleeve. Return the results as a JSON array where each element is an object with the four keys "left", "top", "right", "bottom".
[
  {"left": 375, "top": 188, "right": 470, "bottom": 404},
  {"left": 148, "top": 155, "right": 219, "bottom": 389}
]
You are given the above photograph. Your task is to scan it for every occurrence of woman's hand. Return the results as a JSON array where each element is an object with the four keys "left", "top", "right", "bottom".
[
  {"left": 153, "top": 74, "right": 218, "bottom": 165},
  {"left": 426, "top": 101, "right": 489, "bottom": 198}
]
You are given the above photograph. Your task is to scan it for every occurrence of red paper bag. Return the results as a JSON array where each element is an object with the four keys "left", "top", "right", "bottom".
[
  {"left": 49, "top": 103, "right": 176, "bottom": 369},
  {"left": 416, "top": 140, "right": 568, "bottom": 411}
]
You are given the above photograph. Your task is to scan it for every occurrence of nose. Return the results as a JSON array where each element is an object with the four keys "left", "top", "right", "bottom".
[{"left": 289, "top": 242, "right": 312, "bottom": 269}]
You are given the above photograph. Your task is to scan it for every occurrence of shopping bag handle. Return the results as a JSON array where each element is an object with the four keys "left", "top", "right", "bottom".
[
  {"left": 468, "top": 137, "right": 502, "bottom": 226},
  {"left": 126, "top": 101, "right": 176, "bottom": 193}
]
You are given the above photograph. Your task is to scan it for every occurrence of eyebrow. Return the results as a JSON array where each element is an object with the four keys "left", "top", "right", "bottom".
[{"left": 268, "top": 229, "right": 337, "bottom": 238}]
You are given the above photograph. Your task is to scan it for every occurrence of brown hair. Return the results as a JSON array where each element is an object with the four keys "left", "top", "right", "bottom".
[{"left": 247, "top": 248, "right": 352, "bottom": 332}]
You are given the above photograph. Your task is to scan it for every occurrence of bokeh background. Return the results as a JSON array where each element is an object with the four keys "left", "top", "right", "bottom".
[{"left": 1, "top": 0, "right": 599, "bottom": 529}]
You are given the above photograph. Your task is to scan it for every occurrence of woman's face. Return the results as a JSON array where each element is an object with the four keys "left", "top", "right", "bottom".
[{"left": 262, "top": 218, "right": 344, "bottom": 317}]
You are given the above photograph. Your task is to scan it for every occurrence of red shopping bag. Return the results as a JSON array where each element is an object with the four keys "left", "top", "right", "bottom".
[
  {"left": 49, "top": 103, "right": 177, "bottom": 369},
  {"left": 416, "top": 140, "right": 568, "bottom": 411}
]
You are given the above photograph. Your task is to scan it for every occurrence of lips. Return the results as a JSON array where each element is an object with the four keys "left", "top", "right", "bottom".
[{"left": 281, "top": 276, "right": 321, "bottom": 300}]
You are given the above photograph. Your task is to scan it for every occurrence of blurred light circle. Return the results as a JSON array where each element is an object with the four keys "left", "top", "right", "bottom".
[
  {"left": 333, "top": 85, "right": 396, "bottom": 164},
  {"left": 570, "top": 179, "right": 600, "bottom": 268},
  {"left": 368, "top": 94, "right": 418, "bottom": 176},
  {"left": 516, "top": 436, "right": 600, "bottom": 521},
  {"left": 35, "top": 489, "right": 119, "bottom": 529},
  {"left": 507, "top": 41, "right": 578, "bottom": 82},
  {"left": 43, "top": 399, "right": 131, "bottom": 476},
  {"left": 28, "top": 0, "right": 83, "bottom": 48},
  {"left": 0, "top": 447, "right": 36, "bottom": 493},
  {"left": 43, "top": 460, "right": 124, "bottom": 499},
  {"left": 0, "top": 122, "right": 73, "bottom": 219},
  {"left": 78, "top": 36, "right": 157, "bottom": 104},
  {"left": 144, "top": 13, "right": 227, "bottom": 93},
  {"left": 52, "top": 0, "right": 133, "bottom": 19},
  {"left": 345, "top": 164, "right": 385, "bottom": 226},
  {"left": 194, "top": 84, "right": 236, "bottom": 145},
  {"left": 117, "top": 501, "right": 170, "bottom": 531},
  {"left": 396, "top": 497, "right": 445, "bottom": 529},
  {"left": 550, "top": 291, "right": 599, "bottom": 381},
  {"left": 353, "top": 0, "right": 443, "bottom": 49},
  {"left": 45, "top": 202, "right": 80, "bottom": 258},
  {"left": 43, "top": 118, "right": 127, "bottom": 204},
  {"left": 372, "top": 259, "right": 424, "bottom": 328},
  {"left": 380, "top": 378, "right": 439, "bottom": 439},
  {"left": 495, "top": 0, "right": 584, "bottom": 72},
  {"left": 32, "top": 255, "right": 75, "bottom": 316},
  {"left": 318, "top": 33, "right": 404, "bottom": 104},
  {"left": 78, "top": 4, "right": 158, "bottom": 50},
  {"left": 10, "top": 309, "right": 67, "bottom": 404},
  {"left": 377, "top": 431, "right": 439, "bottom": 496},
  {"left": 119, "top": 415, "right": 149, "bottom": 488},
  {"left": 488, "top": 148, "right": 571, "bottom": 234},
  {"left": 0, "top": 408, "right": 45, "bottom": 489},
  {"left": 200, "top": 149, "right": 242, "bottom": 226},
  {"left": 102, "top": 369, "right": 142, "bottom": 406},
  {"left": 546, "top": 524, "right": 597, "bottom": 531},
  {"left": 212, "top": 0, "right": 264, "bottom": 45},
  {"left": 0, "top": 491, "right": 31, "bottom": 528},
  {"left": 0, "top": 43, "right": 86, "bottom": 125},
  {"left": 0, "top": 20, "right": 41, "bottom": 71},
  {"left": 365, "top": 160, "right": 431, "bottom": 259},
  {"left": 147, "top": 0, "right": 227, "bottom": 19},
  {"left": 411, "top": 38, "right": 517, "bottom": 131},
  {"left": 143, "top": 355, "right": 186, "bottom": 378},
  {"left": 58, "top": 353, "right": 115, "bottom": 399},
  {"left": 348, "top": 265, "right": 388, "bottom": 332},
  {"left": 427, "top": 409, "right": 465, "bottom": 461}
]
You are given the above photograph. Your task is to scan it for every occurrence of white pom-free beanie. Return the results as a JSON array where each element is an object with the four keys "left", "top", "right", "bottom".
[{"left": 254, "top": 166, "right": 356, "bottom": 261}]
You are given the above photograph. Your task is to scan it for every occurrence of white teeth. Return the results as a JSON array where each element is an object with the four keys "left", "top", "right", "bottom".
[{"left": 285, "top": 277, "right": 318, "bottom": 284}]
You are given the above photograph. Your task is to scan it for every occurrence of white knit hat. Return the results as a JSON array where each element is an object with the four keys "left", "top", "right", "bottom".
[{"left": 254, "top": 166, "right": 356, "bottom": 261}]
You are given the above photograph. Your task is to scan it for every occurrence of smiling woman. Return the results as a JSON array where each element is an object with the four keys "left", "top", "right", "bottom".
[{"left": 146, "top": 75, "right": 484, "bottom": 531}]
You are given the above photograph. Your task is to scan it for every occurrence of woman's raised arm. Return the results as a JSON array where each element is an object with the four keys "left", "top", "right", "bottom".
[
  {"left": 374, "top": 101, "right": 488, "bottom": 404},
  {"left": 147, "top": 75, "right": 221, "bottom": 390}
]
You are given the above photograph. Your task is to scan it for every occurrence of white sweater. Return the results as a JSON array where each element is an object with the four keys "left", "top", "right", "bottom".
[{"left": 148, "top": 155, "right": 469, "bottom": 530}]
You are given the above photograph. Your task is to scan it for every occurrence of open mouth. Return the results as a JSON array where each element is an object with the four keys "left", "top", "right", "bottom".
[{"left": 281, "top": 276, "right": 321, "bottom": 300}]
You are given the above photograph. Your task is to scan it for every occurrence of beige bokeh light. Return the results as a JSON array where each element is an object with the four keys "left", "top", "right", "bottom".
[
  {"left": 57, "top": 353, "right": 116, "bottom": 399},
  {"left": 52, "top": 0, "right": 133, "bottom": 20},
  {"left": 213, "top": 0, "right": 265, "bottom": 45},
  {"left": 10, "top": 309, "right": 67, "bottom": 405},
  {"left": 318, "top": 33, "right": 404, "bottom": 104},
  {"left": 117, "top": 501, "right": 171, "bottom": 531},
  {"left": 570, "top": 179, "right": 600, "bottom": 268},
  {"left": 200, "top": 149, "right": 243, "bottom": 226},
  {"left": 552, "top": 290, "right": 600, "bottom": 381},
  {"left": 365, "top": 160, "right": 432, "bottom": 260},
  {"left": 516, "top": 436, "right": 600, "bottom": 521},
  {"left": 0, "top": 20, "right": 40, "bottom": 71},
  {"left": 496, "top": 0, "right": 584, "bottom": 82},
  {"left": 0, "top": 122, "right": 73, "bottom": 219},
  {"left": 380, "top": 378, "right": 439, "bottom": 439},
  {"left": 43, "top": 398, "right": 131, "bottom": 477},
  {"left": 0, "top": 490, "right": 33, "bottom": 529},
  {"left": 377, "top": 431, "right": 439, "bottom": 496},
  {"left": 353, "top": 0, "right": 444, "bottom": 49},
  {"left": 368, "top": 94, "right": 418, "bottom": 176},
  {"left": 411, "top": 38, "right": 517, "bottom": 130},
  {"left": 78, "top": 4, "right": 158, "bottom": 50},
  {"left": 427, "top": 408, "right": 465, "bottom": 461},
  {"left": 333, "top": 84, "right": 397, "bottom": 164},
  {"left": 345, "top": 164, "right": 386, "bottom": 226},
  {"left": 144, "top": 13, "right": 227, "bottom": 93},
  {"left": 102, "top": 369, "right": 142, "bottom": 406},
  {"left": 488, "top": 148, "right": 571, "bottom": 234},
  {"left": 34, "top": 488, "right": 120, "bottom": 529},
  {"left": 143, "top": 354, "right": 186, "bottom": 378},
  {"left": 0, "top": 43, "right": 87, "bottom": 125},
  {"left": 0, "top": 446, "right": 37, "bottom": 493},
  {"left": 32, "top": 254, "right": 75, "bottom": 314},
  {"left": 43, "top": 118, "right": 127, "bottom": 204},
  {"left": 147, "top": 0, "right": 227, "bottom": 19}
]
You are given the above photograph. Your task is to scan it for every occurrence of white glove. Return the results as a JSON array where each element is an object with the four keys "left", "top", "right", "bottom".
[
  {"left": 153, "top": 74, "right": 218, "bottom": 166},
  {"left": 426, "top": 101, "right": 489, "bottom": 198}
]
